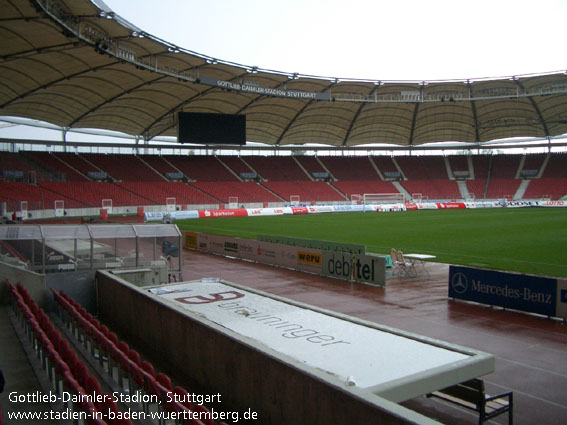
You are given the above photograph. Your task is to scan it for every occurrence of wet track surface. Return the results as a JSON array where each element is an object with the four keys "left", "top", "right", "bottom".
[{"left": 180, "top": 249, "right": 567, "bottom": 425}]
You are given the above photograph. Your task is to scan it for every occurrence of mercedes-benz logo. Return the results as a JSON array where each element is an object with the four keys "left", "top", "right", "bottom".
[{"left": 451, "top": 272, "right": 468, "bottom": 294}]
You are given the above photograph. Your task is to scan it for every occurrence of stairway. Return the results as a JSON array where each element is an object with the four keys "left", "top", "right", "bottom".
[
  {"left": 514, "top": 180, "right": 530, "bottom": 200},
  {"left": 457, "top": 180, "right": 471, "bottom": 200}
]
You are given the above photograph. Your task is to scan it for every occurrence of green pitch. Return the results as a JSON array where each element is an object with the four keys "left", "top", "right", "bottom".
[{"left": 177, "top": 208, "right": 567, "bottom": 278}]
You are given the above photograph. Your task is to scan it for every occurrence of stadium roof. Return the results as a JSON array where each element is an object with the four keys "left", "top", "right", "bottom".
[{"left": 1, "top": 0, "right": 567, "bottom": 148}]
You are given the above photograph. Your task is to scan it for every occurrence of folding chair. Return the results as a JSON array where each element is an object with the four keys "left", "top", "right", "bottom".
[
  {"left": 390, "top": 248, "right": 402, "bottom": 276},
  {"left": 397, "top": 250, "right": 417, "bottom": 278}
]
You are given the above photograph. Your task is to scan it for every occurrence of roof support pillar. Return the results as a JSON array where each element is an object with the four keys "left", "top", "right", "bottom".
[{"left": 62, "top": 129, "right": 67, "bottom": 153}]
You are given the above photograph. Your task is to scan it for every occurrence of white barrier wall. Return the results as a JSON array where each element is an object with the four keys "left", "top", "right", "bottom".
[{"left": 146, "top": 200, "right": 567, "bottom": 222}]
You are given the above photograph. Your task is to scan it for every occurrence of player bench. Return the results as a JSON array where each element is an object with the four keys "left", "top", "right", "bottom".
[{"left": 427, "top": 378, "right": 513, "bottom": 424}]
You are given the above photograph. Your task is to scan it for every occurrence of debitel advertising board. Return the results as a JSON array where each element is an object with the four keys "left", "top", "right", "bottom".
[{"left": 322, "top": 252, "right": 385, "bottom": 286}]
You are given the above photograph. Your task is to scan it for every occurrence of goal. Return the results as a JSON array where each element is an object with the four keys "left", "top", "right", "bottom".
[
  {"left": 351, "top": 194, "right": 362, "bottom": 204},
  {"left": 54, "top": 200, "right": 65, "bottom": 217},
  {"left": 228, "top": 196, "right": 238, "bottom": 209},
  {"left": 101, "top": 199, "right": 113, "bottom": 214},
  {"left": 362, "top": 193, "right": 405, "bottom": 212},
  {"left": 20, "top": 201, "right": 29, "bottom": 219},
  {"left": 411, "top": 193, "right": 423, "bottom": 203},
  {"left": 166, "top": 197, "right": 176, "bottom": 212}
]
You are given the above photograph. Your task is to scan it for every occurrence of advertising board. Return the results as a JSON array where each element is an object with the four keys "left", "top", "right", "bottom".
[
  {"left": 184, "top": 231, "right": 198, "bottom": 250},
  {"left": 322, "top": 251, "right": 353, "bottom": 281},
  {"left": 198, "top": 209, "right": 248, "bottom": 218},
  {"left": 353, "top": 254, "right": 386, "bottom": 286},
  {"left": 449, "top": 265, "right": 566, "bottom": 318},
  {"left": 322, "top": 252, "right": 386, "bottom": 286}
]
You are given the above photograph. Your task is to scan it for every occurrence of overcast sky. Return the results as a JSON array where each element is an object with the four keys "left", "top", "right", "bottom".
[{"left": 106, "top": 0, "right": 566, "bottom": 81}]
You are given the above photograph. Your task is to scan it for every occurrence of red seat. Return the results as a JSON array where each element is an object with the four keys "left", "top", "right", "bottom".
[
  {"left": 118, "top": 350, "right": 131, "bottom": 374},
  {"left": 37, "top": 309, "right": 50, "bottom": 331},
  {"left": 63, "top": 346, "right": 79, "bottom": 373},
  {"left": 100, "top": 324, "right": 110, "bottom": 338},
  {"left": 141, "top": 361, "right": 157, "bottom": 396},
  {"left": 28, "top": 301, "right": 40, "bottom": 317},
  {"left": 86, "top": 417, "right": 108, "bottom": 425},
  {"left": 130, "top": 361, "right": 145, "bottom": 388},
  {"left": 47, "top": 347, "right": 69, "bottom": 376},
  {"left": 108, "top": 336, "right": 122, "bottom": 364},
  {"left": 127, "top": 350, "right": 143, "bottom": 386},
  {"left": 108, "top": 332, "right": 119, "bottom": 347},
  {"left": 40, "top": 319, "right": 55, "bottom": 339},
  {"left": 145, "top": 374, "right": 162, "bottom": 401},
  {"left": 193, "top": 404, "right": 215, "bottom": 425},
  {"left": 62, "top": 370, "right": 83, "bottom": 400},
  {"left": 173, "top": 386, "right": 192, "bottom": 409},
  {"left": 117, "top": 340, "right": 129, "bottom": 355},
  {"left": 128, "top": 349, "right": 141, "bottom": 367},
  {"left": 86, "top": 375, "right": 102, "bottom": 407},
  {"left": 58, "top": 338, "right": 72, "bottom": 359},
  {"left": 156, "top": 373, "right": 172, "bottom": 391},
  {"left": 79, "top": 400, "right": 98, "bottom": 420},
  {"left": 101, "top": 397, "right": 118, "bottom": 425},
  {"left": 73, "top": 361, "right": 89, "bottom": 389},
  {"left": 99, "top": 393, "right": 122, "bottom": 425},
  {"left": 36, "top": 325, "right": 54, "bottom": 352},
  {"left": 141, "top": 360, "right": 155, "bottom": 378}
]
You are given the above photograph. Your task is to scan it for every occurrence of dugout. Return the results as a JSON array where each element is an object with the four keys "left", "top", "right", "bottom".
[
  {"left": 96, "top": 272, "right": 494, "bottom": 425},
  {"left": 0, "top": 224, "right": 182, "bottom": 307}
]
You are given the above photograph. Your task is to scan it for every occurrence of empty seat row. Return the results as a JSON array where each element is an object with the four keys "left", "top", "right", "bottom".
[
  {"left": 117, "top": 182, "right": 218, "bottom": 205},
  {"left": 242, "top": 156, "right": 310, "bottom": 181},
  {"left": 261, "top": 181, "right": 346, "bottom": 202},
  {"left": 8, "top": 280, "right": 117, "bottom": 425},
  {"left": 51, "top": 288, "right": 231, "bottom": 425},
  {"left": 2, "top": 151, "right": 567, "bottom": 183}
]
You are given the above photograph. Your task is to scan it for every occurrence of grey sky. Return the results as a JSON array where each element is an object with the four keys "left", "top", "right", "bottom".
[{"left": 107, "top": 0, "right": 567, "bottom": 81}]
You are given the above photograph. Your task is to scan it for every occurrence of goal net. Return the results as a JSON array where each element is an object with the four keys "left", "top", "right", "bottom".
[
  {"left": 228, "top": 196, "right": 238, "bottom": 209},
  {"left": 54, "top": 200, "right": 65, "bottom": 217},
  {"left": 101, "top": 199, "right": 113, "bottom": 214},
  {"left": 20, "top": 201, "right": 29, "bottom": 219},
  {"left": 362, "top": 193, "right": 405, "bottom": 212},
  {"left": 290, "top": 195, "right": 300, "bottom": 205},
  {"left": 166, "top": 197, "right": 176, "bottom": 212},
  {"left": 351, "top": 194, "right": 362, "bottom": 204}
]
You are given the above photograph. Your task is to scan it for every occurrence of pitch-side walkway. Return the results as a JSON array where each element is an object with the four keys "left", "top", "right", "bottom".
[{"left": 180, "top": 249, "right": 567, "bottom": 425}]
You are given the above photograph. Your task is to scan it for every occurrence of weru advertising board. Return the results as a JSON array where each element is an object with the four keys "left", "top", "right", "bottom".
[
  {"left": 449, "top": 265, "right": 567, "bottom": 319},
  {"left": 256, "top": 244, "right": 316, "bottom": 271},
  {"left": 184, "top": 232, "right": 198, "bottom": 250}
]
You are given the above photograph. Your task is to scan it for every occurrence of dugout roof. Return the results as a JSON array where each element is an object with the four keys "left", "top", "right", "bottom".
[{"left": 1, "top": 0, "right": 567, "bottom": 147}]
